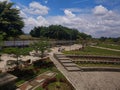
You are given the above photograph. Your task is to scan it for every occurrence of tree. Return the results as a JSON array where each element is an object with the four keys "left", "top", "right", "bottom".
[
  {"left": 0, "top": 34, "right": 3, "bottom": 50},
  {"left": 30, "top": 25, "right": 80, "bottom": 40},
  {"left": 3, "top": 47, "right": 32, "bottom": 69},
  {"left": 0, "top": 1, "right": 24, "bottom": 39},
  {"left": 31, "top": 40, "right": 49, "bottom": 58},
  {"left": 0, "top": 33, "right": 3, "bottom": 60},
  {"left": 0, "top": 34, "right": 3, "bottom": 61},
  {"left": 78, "top": 32, "right": 92, "bottom": 50}
]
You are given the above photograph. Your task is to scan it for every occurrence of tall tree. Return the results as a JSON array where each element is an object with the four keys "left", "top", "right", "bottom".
[
  {"left": 78, "top": 32, "right": 92, "bottom": 50},
  {"left": 0, "top": 34, "right": 3, "bottom": 50},
  {"left": 31, "top": 40, "right": 49, "bottom": 58},
  {"left": 0, "top": 33, "right": 3, "bottom": 60},
  {"left": 0, "top": 1, "right": 24, "bottom": 39}
]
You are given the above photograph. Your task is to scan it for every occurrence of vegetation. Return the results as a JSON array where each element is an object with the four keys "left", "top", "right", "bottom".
[
  {"left": 0, "top": 1, "right": 24, "bottom": 40},
  {"left": 19, "top": 35, "right": 34, "bottom": 40},
  {"left": 11, "top": 58, "right": 66, "bottom": 87},
  {"left": 34, "top": 61, "right": 73, "bottom": 90},
  {"left": 63, "top": 46, "right": 120, "bottom": 57},
  {"left": 30, "top": 25, "right": 91, "bottom": 40},
  {"left": 2, "top": 47, "right": 32, "bottom": 55},
  {"left": 47, "top": 82, "right": 72, "bottom": 90},
  {"left": 0, "top": 33, "right": 3, "bottom": 51},
  {"left": 78, "top": 33, "right": 92, "bottom": 50},
  {"left": 96, "top": 43, "right": 120, "bottom": 50},
  {"left": 2, "top": 47, "right": 32, "bottom": 69},
  {"left": 30, "top": 40, "right": 50, "bottom": 58},
  {"left": 35, "top": 87, "right": 44, "bottom": 90},
  {"left": 10, "top": 58, "right": 54, "bottom": 86},
  {"left": 98, "top": 37, "right": 120, "bottom": 45}
]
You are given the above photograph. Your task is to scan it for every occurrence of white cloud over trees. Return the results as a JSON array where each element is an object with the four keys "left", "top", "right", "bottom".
[{"left": 16, "top": 1, "right": 120, "bottom": 38}]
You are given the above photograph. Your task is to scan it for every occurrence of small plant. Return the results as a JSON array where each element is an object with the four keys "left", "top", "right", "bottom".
[
  {"left": 30, "top": 40, "right": 49, "bottom": 58},
  {"left": 56, "top": 81, "right": 61, "bottom": 88}
]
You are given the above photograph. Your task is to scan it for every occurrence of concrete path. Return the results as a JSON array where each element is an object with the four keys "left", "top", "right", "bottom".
[{"left": 49, "top": 45, "right": 120, "bottom": 90}]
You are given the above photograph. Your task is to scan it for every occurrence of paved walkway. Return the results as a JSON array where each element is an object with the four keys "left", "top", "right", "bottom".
[
  {"left": 91, "top": 46, "right": 120, "bottom": 52},
  {"left": 49, "top": 45, "right": 120, "bottom": 90},
  {"left": 54, "top": 53, "right": 81, "bottom": 71}
]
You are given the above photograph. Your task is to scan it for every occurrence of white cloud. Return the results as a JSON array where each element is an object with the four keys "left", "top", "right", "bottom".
[
  {"left": 64, "top": 9, "right": 76, "bottom": 18},
  {"left": 64, "top": 9, "right": 75, "bottom": 18},
  {"left": 20, "top": 10, "right": 28, "bottom": 18},
  {"left": 23, "top": 16, "right": 49, "bottom": 33},
  {"left": 15, "top": 5, "right": 28, "bottom": 18},
  {"left": 23, "top": 1, "right": 49, "bottom": 16},
  {"left": 20, "top": 3, "right": 120, "bottom": 38},
  {"left": 46, "top": 6, "right": 120, "bottom": 37},
  {"left": 66, "top": 8, "right": 91, "bottom": 14},
  {"left": 93, "top": 5, "right": 108, "bottom": 15},
  {"left": 0, "top": 0, "right": 10, "bottom": 2}
]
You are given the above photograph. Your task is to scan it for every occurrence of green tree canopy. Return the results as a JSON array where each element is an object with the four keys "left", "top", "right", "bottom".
[
  {"left": 0, "top": 1, "right": 24, "bottom": 39},
  {"left": 30, "top": 25, "right": 89, "bottom": 40},
  {"left": 30, "top": 40, "right": 49, "bottom": 58}
]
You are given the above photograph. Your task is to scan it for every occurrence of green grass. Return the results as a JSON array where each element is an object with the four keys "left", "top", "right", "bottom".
[
  {"left": 35, "top": 87, "right": 44, "bottom": 90},
  {"left": 76, "top": 63, "right": 120, "bottom": 68},
  {"left": 47, "top": 82, "right": 72, "bottom": 90},
  {"left": 63, "top": 46, "right": 120, "bottom": 57},
  {"left": 15, "top": 80, "right": 26, "bottom": 86},
  {"left": 1, "top": 47, "right": 33, "bottom": 55},
  {"left": 96, "top": 43, "right": 120, "bottom": 50}
]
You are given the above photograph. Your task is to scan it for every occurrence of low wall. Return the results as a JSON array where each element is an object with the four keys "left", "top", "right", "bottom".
[
  {"left": 81, "top": 67, "right": 120, "bottom": 72},
  {"left": 66, "top": 55, "right": 120, "bottom": 61}
]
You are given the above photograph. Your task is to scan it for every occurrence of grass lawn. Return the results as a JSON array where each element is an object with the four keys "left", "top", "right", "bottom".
[
  {"left": 63, "top": 46, "right": 120, "bottom": 57},
  {"left": 76, "top": 63, "right": 120, "bottom": 68},
  {"left": 47, "top": 82, "right": 72, "bottom": 90},
  {"left": 96, "top": 43, "right": 120, "bottom": 50},
  {"left": 35, "top": 87, "right": 44, "bottom": 90}
]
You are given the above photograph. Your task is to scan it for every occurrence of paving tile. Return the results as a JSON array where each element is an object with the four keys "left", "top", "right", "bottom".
[
  {"left": 65, "top": 66, "right": 81, "bottom": 71},
  {"left": 60, "top": 60, "right": 73, "bottom": 63},
  {"left": 36, "top": 79, "right": 45, "bottom": 83},
  {"left": 62, "top": 63, "right": 77, "bottom": 66}
]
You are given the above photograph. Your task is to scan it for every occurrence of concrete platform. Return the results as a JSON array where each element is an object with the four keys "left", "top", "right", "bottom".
[
  {"left": 65, "top": 66, "right": 81, "bottom": 71},
  {"left": 57, "top": 57, "right": 70, "bottom": 60},
  {"left": 60, "top": 60, "right": 73, "bottom": 63},
  {"left": 62, "top": 63, "right": 77, "bottom": 67}
]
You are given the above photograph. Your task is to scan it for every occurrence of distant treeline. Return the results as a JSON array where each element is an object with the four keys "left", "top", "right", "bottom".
[
  {"left": 30, "top": 25, "right": 92, "bottom": 40},
  {"left": 99, "top": 37, "right": 120, "bottom": 44}
]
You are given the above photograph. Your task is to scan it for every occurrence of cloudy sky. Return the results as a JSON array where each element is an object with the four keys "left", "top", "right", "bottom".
[{"left": 1, "top": 0, "right": 120, "bottom": 38}]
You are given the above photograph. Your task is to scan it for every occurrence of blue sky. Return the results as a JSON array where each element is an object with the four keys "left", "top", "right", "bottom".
[{"left": 1, "top": 0, "right": 120, "bottom": 37}]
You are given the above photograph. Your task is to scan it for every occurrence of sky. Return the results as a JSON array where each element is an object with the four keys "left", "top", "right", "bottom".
[{"left": 1, "top": 0, "right": 120, "bottom": 38}]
